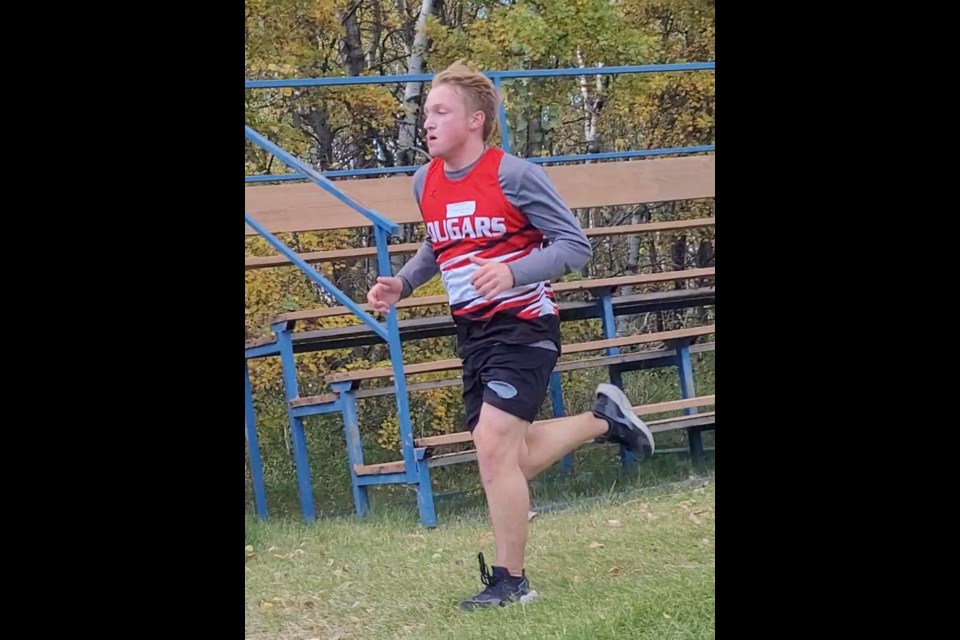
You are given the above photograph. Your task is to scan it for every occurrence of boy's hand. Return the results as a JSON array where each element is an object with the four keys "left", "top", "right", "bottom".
[
  {"left": 367, "top": 276, "right": 403, "bottom": 313},
  {"left": 470, "top": 256, "right": 515, "bottom": 298}
]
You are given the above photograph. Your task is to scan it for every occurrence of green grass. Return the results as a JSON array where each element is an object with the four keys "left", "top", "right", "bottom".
[
  {"left": 245, "top": 474, "right": 715, "bottom": 639},
  {"left": 245, "top": 351, "right": 716, "bottom": 637}
]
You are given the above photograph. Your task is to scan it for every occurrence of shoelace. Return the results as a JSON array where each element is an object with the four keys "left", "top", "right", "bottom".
[{"left": 477, "top": 552, "right": 498, "bottom": 587}]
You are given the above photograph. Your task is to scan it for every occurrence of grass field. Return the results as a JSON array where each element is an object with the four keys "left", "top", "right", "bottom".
[{"left": 246, "top": 468, "right": 715, "bottom": 639}]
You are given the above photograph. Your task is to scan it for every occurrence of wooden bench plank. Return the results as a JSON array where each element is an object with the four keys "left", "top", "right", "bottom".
[
  {"left": 415, "top": 433, "right": 470, "bottom": 449},
  {"left": 246, "top": 288, "right": 716, "bottom": 353},
  {"left": 356, "top": 377, "right": 463, "bottom": 399},
  {"left": 325, "top": 324, "right": 714, "bottom": 383},
  {"left": 557, "top": 268, "right": 714, "bottom": 293},
  {"left": 245, "top": 155, "right": 715, "bottom": 235},
  {"left": 244, "top": 217, "right": 715, "bottom": 270},
  {"left": 288, "top": 393, "right": 339, "bottom": 409},
  {"left": 272, "top": 294, "right": 449, "bottom": 323},
  {"left": 414, "top": 395, "right": 715, "bottom": 448},
  {"left": 554, "top": 341, "right": 716, "bottom": 373},
  {"left": 246, "top": 242, "right": 422, "bottom": 270},
  {"left": 426, "top": 450, "right": 478, "bottom": 468},
  {"left": 562, "top": 325, "right": 715, "bottom": 354},
  {"left": 347, "top": 342, "right": 716, "bottom": 400},
  {"left": 583, "top": 218, "right": 714, "bottom": 237},
  {"left": 355, "top": 409, "right": 716, "bottom": 475},
  {"left": 268, "top": 267, "right": 715, "bottom": 325},
  {"left": 423, "top": 411, "right": 717, "bottom": 448},
  {"left": 354, "top": 450, "right": 482, "bottom": 475},
  {"left": 355, "top": 460, "right": 405, "bottom": 475},
  {"left": 639, "top": 396, "right": 715, "bottom": 416},
  {"left": 246, "top": 287, "right": 716, "bottom": 354},
  {"left": 648, "top": 412, "right": 715, "bottom": 432},
  {"left": 245, "top": 335, "right": 275, "bottom": 349},
  {"left": 327, "top": 357, "right": 463, "bottom": 383}
]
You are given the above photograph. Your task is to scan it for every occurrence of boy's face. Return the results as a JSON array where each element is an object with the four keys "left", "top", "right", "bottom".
[{"left": 423, "top": 83, "right": 482, "bottom": 159}]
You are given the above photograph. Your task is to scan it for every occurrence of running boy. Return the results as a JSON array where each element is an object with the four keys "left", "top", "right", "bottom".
[{"left": 367, "top": 61, "right": 655, "bottom": 610}]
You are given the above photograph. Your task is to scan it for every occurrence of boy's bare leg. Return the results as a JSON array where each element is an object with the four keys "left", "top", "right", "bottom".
[
  {"left": 520, "top": 383, "right": 656, "bottom": 481},
  {"left": 461, "top": 386, "right": 654, "bottom": 610},
  {"left": 472, "top": 402, "right": 531, "bottom": 577},
  {"left": 518, "top": 412, "right": 608, "bottom": 480}
]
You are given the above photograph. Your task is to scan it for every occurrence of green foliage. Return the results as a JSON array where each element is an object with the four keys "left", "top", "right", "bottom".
[{"left": 244, "top": 0, "right": 716, "bottom": 511}]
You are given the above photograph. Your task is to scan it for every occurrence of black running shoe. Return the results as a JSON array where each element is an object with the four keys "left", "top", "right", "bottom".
[
  {"left": 593, "top": 383, "right": 655, "bottom": 459},
  {"left": 459, "top": 553, "right": 538, "bottom": 610}
]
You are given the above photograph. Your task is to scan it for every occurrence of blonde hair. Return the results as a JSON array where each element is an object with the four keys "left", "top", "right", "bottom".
[{"left": 433, "top": 60, "right": 500, "bottom": 141}]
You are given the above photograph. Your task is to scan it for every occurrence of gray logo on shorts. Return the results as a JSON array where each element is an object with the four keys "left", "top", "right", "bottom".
[{"left": 487, "top": 380, "right": 518, "bottom": 399}]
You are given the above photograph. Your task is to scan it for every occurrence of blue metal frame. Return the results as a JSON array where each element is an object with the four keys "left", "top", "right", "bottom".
[
  {"left": 244, "top": 362, "right": 268, "bottom": 520},
  {"left": 245, "top": 145, "right": 715, "bottom": 183},
  {"left": 244, "top": 62, "right": 715, "bottom": 525},
  {"left": 598, "top": 292, "right": 634, "bottom": 467},
  {"left": 245, "top": 126, "right": 399, "bottom": 233},
  {"left": 676, "top": 343, "right": 704, "bottom": 466},
  {"left": 245, "top": 122, "right": 417, "bottom": 523},
  {"left": 245, "top": 214, "right": 389, "bottom": 342},
  {"left": 549, "top": 371, "right": 572, "bottom": 473},
  {"left": 374, "top": 226, "right": 417, "bottom": 481},
  {"left": 274, "top": 322, "right": 316, "bottom": 520},
  {"left": 493, "top": 76, "right": 511, "bottom": 154},
  {"left": 244, "top": 63, "right": 714, "bottom": 89},
  {"left": 245, "top": 62, "right": 714, "bottom": 181},
  {"left": 331, "top": 381, "right": 370, "bottom": 518}
]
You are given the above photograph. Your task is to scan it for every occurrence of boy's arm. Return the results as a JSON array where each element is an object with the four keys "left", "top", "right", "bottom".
[
  {"left": 396, "top": 240, "right": 439, "bottom": 299},
  {"left": 499, "top": 157, "right": 593, "bottom": 287},
  {"left": 395, "top": 164, "right": 439, "bottom": 299}
]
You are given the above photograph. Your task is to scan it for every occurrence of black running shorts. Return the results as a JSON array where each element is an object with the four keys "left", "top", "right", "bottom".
[{"left": 462, "top": 344, "right": 559, "bottom": 431}]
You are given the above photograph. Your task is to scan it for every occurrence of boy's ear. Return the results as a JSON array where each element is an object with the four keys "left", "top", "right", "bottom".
[{"left": 471, "top": 111, "right": 485, "bottom": 131}]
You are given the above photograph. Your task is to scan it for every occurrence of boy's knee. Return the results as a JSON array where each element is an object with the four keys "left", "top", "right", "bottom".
[{"left": 473, "top": 405, "right": 525, "bottom": 484}]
